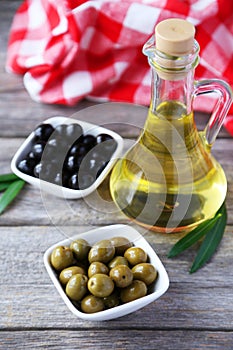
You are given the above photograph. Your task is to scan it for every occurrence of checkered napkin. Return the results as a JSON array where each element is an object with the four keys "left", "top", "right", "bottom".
[{"left": 5, "top": 0, "right": 233, "bottom": 134}]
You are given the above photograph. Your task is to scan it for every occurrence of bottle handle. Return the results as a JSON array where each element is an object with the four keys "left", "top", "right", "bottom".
[{"left": 194, "top": 79, "right": 233, "bottom": 146}]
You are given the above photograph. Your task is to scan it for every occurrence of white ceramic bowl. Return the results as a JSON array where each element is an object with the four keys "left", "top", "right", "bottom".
[
  {"left": 11, "top": 116, "right": 123, "bottom": 199},
  {"left": 43, "top": 224, "right": 169, "bottom": 321}
]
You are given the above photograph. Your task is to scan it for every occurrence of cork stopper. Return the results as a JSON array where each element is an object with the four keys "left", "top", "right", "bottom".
[{"left": 155, "top": 18, "right": 195, "bottom": 56}]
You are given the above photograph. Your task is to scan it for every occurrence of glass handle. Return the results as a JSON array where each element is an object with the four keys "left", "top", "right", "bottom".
[{"left": 194, "top": 79, "right": 233, "bottom": 146}]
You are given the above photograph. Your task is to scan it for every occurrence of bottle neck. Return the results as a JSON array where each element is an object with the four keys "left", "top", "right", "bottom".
[
  {"left": 150, "top": 68, "right": 194, "bottom": 117},
  {"left": 143, "top": 36, "right": 199, "bottom": 117}
]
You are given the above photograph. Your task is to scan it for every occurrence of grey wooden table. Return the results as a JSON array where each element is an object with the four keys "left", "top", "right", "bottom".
[{"left": 1, "top": 2, "right": 233, "bottom": 349}]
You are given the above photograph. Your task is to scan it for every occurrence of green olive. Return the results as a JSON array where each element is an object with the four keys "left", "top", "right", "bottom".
[
  {"left": 109, "top": 264, "right": 133, "bottom": 288},
  {"left": 70, "top": 238, "right": 90, "bottom": 261},
  {"left": 103, "top": 291, "right": 120, "bottom": 309},
  {"left": 120, "top": 280, "right": 147, "bottom": 303},
  {"left": 132, "top": 263, "right": 158, "bottom": 285},
  {"left": 88, "top": 273, "right": 114, "bottom": 297},
  {"left": 59, "top": 266, "right": 86, "bottom": 286},
  {"left": 50, "top": 246, "right": 74, "bottom": 271},
  {"left": 81, "top": 295, "right": 105, "bottom": 313},
  {"left": 108, "top": 256, "right": 129, "bottom": 269},
  {"left": 110, "top": 236, "right": 133, "bottom": 255},
  {"left": 65, "top": 274, "right": 88, "bottom": 301},
  {"left": 53, "top": 237, "right": 153, "bottom": 313},
  {"left": 88, "top": 239, "right": 115, "bottom": 264},
  {"left": 124, "top": 247, "right": 147, "bottom": 266},
  {"left": 88, "top": 261, "right": 109, "bottom": 278}
]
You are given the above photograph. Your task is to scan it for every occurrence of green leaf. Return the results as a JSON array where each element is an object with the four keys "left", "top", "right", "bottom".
[
  {"left": 0, "top": 180, "right": 25, "bottom": 215},
  {"left": 0, "top": 173, "right": 19, "bottom": 183},
  {"left": 167, "top": 202, "right": 227, "bottom": 273},
  {"left": 0, "top": 182, "right": 13, "bottom": 192},
  {"left": 189, "top": 203, "right": 227, "bottom": 273},
  {"left": 168, "top": 211, "right": 222, "bottom": 258}
]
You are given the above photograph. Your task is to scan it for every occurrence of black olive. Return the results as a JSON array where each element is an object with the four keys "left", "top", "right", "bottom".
[
  {"left": 68, "top": 173, "right": 79, "bottom": 190},
  {"left": 31, "top": 141, "right": 46, "bottom": 161},
  {"left": 84, "top": 158, "right": 107, "bottom": 178},
  {"left": 28, "top": 151, "right": 36, "bottom": 159},
  {"left": 34, "top": 162, "right": 43, "bottom": 178},
  {"left": 47, "top": 136, "right": 71, "bottom": 151},
  {"left": 22, "top": 122, "right": 116, "bottom": 191},
  {"left": 88, "top": 149, "right": 106, "bottom": 162},
  {"left": 34, "top": 161, "right": 61, "bottom": 180},
  {"left": 18, "top": 158, "right": 37, "bottom": 175},
  {"left": 69, "top": 143, "right": 87, "bottom": 157},
  {"left": 41, "top": 143, "right": 56, "bottom": 162},
  {"left": 55, "top": 124, "right": 68, "bottom": 136},
  {"left": 61, "top": 170, "right": 70, "bottom": 187},
  {"left": 90, "top": 142, "right": 116, "bottom": 163},
  {"left": 38, "top": 162, "right": 59, "bottom": 182},
  {"left": 82, "top": 135, "right": 96, "bottom": 150},
  {"left": 53, "top": 172, "right": 69, "bottom": 187},
  {"left": 68, "top": 173, "right": 95, "bottom": 190},
  {"left": 34, "top": 123, "right": 55, "bottom": 141},
  {"left": 96, "top": 133, "right": 113, "bottom": 144},
  {"left": 42, "top": 141, "right": 68, "bottom": 168},
  {"left": 65, "top": 123, "right": 83, "bottom": 140},
  {"left": 101, "top": 139, "right": 117, "bottom": 154},
  {"left": 96, "top": 161, "right": 108, "bottom": 178},
  {"left": 89, "top": 158, "right": 98, "bottom": 171},
  {"left": 64, "top": 155, "right": 81, "bottom": 173},
  {"left": 47, "top": 138, "right": 59, "bottom": 148}
]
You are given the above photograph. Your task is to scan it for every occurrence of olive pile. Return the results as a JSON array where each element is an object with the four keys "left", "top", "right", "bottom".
[
  {"left": 50, "top": 236, "right": 158, "bottom": 314},
  {"left": 17, "top": 122, "right": 117, "bottom": 190}
]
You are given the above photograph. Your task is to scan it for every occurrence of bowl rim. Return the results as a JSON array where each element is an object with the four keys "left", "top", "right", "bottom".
[
  {"left": 11, "top": 116, "right": 124, "bottom": 199},
  {"left": 43, "top": 224, "right": 169, "bottom": 321}
]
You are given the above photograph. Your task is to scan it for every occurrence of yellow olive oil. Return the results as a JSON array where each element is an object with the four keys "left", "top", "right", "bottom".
[{"left": 110, "top": 101, "right": 227, "bottom": 232}]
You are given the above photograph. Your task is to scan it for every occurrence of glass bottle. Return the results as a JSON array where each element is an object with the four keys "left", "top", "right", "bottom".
[{"left": 110, "top": 19, "right": 233, "bottom": 233}]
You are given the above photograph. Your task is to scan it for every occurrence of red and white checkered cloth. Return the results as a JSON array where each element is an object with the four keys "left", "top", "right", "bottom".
[{"left": 5, "top": 0, "right": 233, "bottom": 134}]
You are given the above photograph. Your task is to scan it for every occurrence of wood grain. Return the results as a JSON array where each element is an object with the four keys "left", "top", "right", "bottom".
[
  {"left": 1, "top": 2, "right": 233, "bottom": 349},
  {"left": 0, "top": 226, "right": 233, "bottom": 331},
  {"left": 1, "top": 330, "right": 233, "bottom": 350},
  {"left": 0, "top": 138, "right": 232, "bottom": 226}
]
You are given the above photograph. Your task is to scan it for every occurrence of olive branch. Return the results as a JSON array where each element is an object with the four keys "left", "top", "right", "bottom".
[
  {"left": 168, "top": 202, "right": 227, "bottom": 273},
  {"left": 0, "top": 173, "right": 25, "bottom": 214}
]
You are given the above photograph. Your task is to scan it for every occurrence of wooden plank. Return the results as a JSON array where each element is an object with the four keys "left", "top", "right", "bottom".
[
  {"left": 2, "top": 137, "right": 232, "bottom": 174},
  {"left": 1, "top": 225, "right": 233, "bottom": 285},
  {"left": 0, "top": 1, "right": 20, "bottom": 47},
  {"left": 0, "top": 174, "right": 232, "bottom": 226},
  {"left": 1, "top": 279, "right": 233, "bottom": 330},
  {"left": 0, "top": 138, "right": 232, "bottom": 226},
  {"left": 0, "top": 226, "right": 232, "bottom": 330},
  {"left": 1, "top": 330, "right": 233, "bottom": 350},
  {"left": 1, "top": 1, "right": 233, "bottom": 347},
  {"left": 0, "top": 94, "right": 148, "bottom": 138},
  {"left": 0, "top": 85, "right": 230, "bottom": 138}
]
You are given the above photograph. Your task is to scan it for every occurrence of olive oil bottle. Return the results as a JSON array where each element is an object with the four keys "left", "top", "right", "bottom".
[{"left": 110, "top": 19, "right": 232, "bottom": 233}]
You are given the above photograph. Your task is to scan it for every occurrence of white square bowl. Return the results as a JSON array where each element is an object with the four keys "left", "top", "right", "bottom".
[
  {"left": 43, "top": 224, "right": 169, "bottom": 321},
  {"left": 11, "top": 116, "right": 123, "bottom": 199}
]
